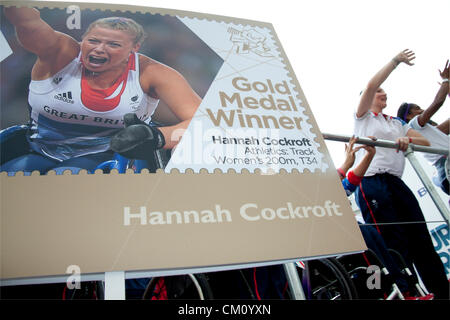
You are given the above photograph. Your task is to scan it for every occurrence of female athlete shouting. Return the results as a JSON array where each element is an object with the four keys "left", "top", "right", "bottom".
[{"left": 2, "top": 6, "right": 201, "bottom": 173}]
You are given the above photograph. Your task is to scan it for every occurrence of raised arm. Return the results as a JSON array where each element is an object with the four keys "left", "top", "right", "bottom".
[
  {"left": 351, "top": 145, "right": 376, "bottom": 178},
  {"left": 4, "top": 6, "right": 78, "bottom": 77},
  {"left": 339, "top": 142, "right": 376, "bottom": 195},
  {"left": 417, "top": 60, "right": 449, "bottom": 127},
  {"left": 338, "top": 136, "right": 359, "bottom": 178},
  {"left": 357, "top": 49, "right": 416, "bottom": 118},
  {"left": 338, "top": 136, "right": 377, "bottom": 177}
]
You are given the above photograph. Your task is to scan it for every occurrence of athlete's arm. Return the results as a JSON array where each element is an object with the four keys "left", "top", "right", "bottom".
[
  {"left": 140, "top": 58, "right": 201, "bottom": 149},
  {"left": 4, "top": 6, "right": 79, "bottom": 79},
  {"left": 417, "top": 60, "right": 449, "bottom": 127},
  {"left": 351, "top": 145, "right": 376, "bottom": 177},
  {"left": 338, "top": 136, "right": 359, "bottom": 177},
  {"left": 357, "top": 49, "right": 415, "bottom": 118},
  {"left": 396, "top": 129, "right": 430, "bottom": 152},
  {"left": 436, "top": 118, "right": 449, "bottom": 135}
]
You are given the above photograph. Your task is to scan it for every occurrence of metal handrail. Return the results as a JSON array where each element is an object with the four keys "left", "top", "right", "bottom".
[
  {"left": 322, "top": 133, "right": 449, "bottom": 226},
  {"left": 322, "top": 133, "right": 449, "bottom": 156}
]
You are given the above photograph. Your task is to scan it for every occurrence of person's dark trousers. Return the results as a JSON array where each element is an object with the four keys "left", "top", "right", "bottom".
[
  {"left": 359, "top": 223, "right": 410, "bottom": 293},
  {"left": 355, "top": 173, "right": 449, "bottom": 299}
]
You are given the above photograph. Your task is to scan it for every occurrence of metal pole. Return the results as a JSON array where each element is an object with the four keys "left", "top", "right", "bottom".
[
  {"left": 404, "top": 146, "right": 450, "bottom": 226},
  {"left": 283, "top": 263, "right": 306, "bottom": 300},
  {"left": 104, "top": 271, "right": 126, "bottom": 300},
  {"left": 322, "top": 133, "right": 449, "bottom": 155},
  {"left": 322, "top": 133, "right": 449, "bottom": 227}
]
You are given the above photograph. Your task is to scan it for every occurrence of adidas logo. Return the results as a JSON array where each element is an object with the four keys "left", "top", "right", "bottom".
[{"left": 54, "top": 91, "right": 75, "bottom": 104}]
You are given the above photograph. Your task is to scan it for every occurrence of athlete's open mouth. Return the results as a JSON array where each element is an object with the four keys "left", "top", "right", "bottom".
[{"left": 88, "top": 55, "right": 108, "bottom": 65}]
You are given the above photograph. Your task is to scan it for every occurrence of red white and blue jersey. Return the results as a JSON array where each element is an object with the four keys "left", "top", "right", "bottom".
[{"left": 27, "top": 52, "right": 159, "bottom": 161}]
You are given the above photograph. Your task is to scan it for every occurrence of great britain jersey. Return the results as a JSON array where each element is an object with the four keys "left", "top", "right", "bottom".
[{"left": 27, "top": 52, "right": 159, "bottom": 161}]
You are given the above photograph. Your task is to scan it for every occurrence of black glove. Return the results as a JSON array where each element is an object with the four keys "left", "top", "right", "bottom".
[{"left": 110, "top": 113, "right": 165, "bottom": 160}]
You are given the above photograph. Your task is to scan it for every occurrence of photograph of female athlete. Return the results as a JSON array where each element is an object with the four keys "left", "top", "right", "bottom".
[{"left": 1, "top": 5, "right": 221, "bottom": 174}]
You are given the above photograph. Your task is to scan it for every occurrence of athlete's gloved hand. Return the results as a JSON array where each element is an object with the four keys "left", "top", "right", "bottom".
[{"left": 110, "top": 113, "right": 165, "bottom": 160}]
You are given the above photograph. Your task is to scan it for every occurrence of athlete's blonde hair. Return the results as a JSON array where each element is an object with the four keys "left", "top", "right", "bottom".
[{"left": 83, "top": 17, "right": 146, "bottom": 45}]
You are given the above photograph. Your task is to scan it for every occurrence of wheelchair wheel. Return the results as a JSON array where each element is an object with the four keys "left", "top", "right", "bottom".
[
  {"left": 301, "top": 258, "right": 358, "bottom": 300},
  {"left": 142, "top": 274, "right": 214, "bottom": 300}
]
